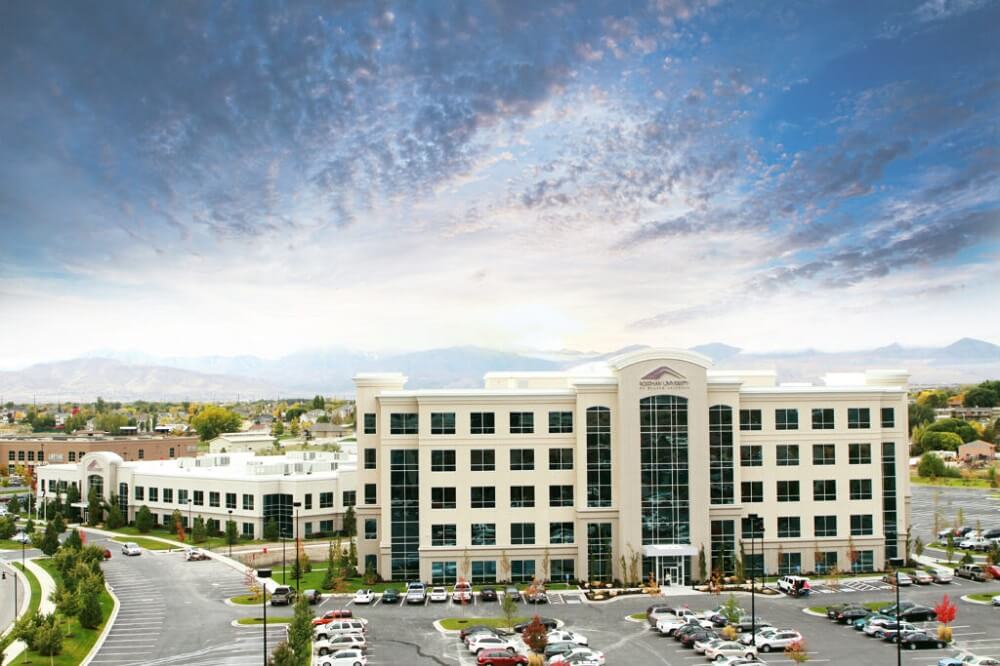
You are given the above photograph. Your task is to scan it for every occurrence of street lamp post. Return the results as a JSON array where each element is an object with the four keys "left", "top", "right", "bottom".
[
  {"left": 227, "top": 509, "right": 233, "bottom": 559},
  {"left": 748, "top": 513, "right": 761, "bottom": 645},
  {"left": 187, "top": 499, "right": 192, "bottom": 538},
  {"left": 889, "top": 557, "right": 905, "bottom": 666},
  {"left": 292, "top": 501, "right": 302, "bottom": 591},
  {"left": 258, "top": 567, "right": 271, "bottom": 666}
]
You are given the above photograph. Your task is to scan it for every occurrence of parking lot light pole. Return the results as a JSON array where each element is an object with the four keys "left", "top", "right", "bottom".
[
  {"left": 293, "top": 501, "right": 302, "bottom": 592},
  {"left": 187, "top": 499, "right": 192, "bottom": 537},
  {"left": 227, "top": 509, "right": 233, "bottom": 559},
  {"left": 258, "top": 568, "right": 271, "bottom": 666},
  {"left": 748, "top": 513, "right": 761, "bottom": 645},
  {"left": 889, "top": 557, "right": 905, "bottom": 666}
]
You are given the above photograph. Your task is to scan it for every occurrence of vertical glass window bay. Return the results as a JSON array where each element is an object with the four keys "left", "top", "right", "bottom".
[
  {"left": 848, "top": 408, "right": 871, "bottom": 429},
  {"left": 739, "top": 409, "right": 762, "bottom": 431},
  {"left": 640, "top": 395, "right": 690, "bottom": 546},
  {"left": 390, "top": 413, "right": 418, "bottom": 435},
  {"left": 509, "top": 412, "right": 534, "bottom": 434},
  {"left": 811, "top": 408, "right": 835, "bottom": 430},
  {"left": 587, "top": 523, "right": 612, "bottom": 580},
  {"left": 711, "top": 520, "right": 736, "bottom": 575},
  {"left": 548, "top": 411, "right": 574, "bottom": 433},
  {"left": 775, "top": 408, "right": 799, "bottom": 430},
  {"left": 389, "top": 449, "right": 419, "bottom": 580},
  {"left": 430, "top": 412, "right": 456, "bottom": 435},
  {"left": 470, "top": 412, "right": 495, "bottom": 434},
  {"left": 363, "top": 413, "right": 376, "bottom": 434},
  {"left": 586, "top": 407, "right": 612, "bottom": 508},
  {"left": 709, "top": 405, "right": 735, "bottom": 505}
]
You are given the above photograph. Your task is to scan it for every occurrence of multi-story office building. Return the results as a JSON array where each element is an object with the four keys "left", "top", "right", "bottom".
[
  {"left": 355, "top": 348, "right": 909, "bottom": 585},
  {"left": 36, "top": 450, "right": 357, "bottom": 540}
]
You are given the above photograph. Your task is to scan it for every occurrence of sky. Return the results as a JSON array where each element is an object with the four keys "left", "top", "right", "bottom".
[{"left": 1, "top": 0, "right": 998, "bottom": 369}]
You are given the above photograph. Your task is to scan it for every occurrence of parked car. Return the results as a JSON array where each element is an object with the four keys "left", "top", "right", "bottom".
[
  {"left": 929, "top": 569, "right": 954, "bottom": 583},
  {"left": 704, "top": 641, "right": 758, "bottom": 661},
  {"left": 731, "top": 616, "right": 771, "bottom": 633},
  {"left": 825, "top": 603, "right": 857, "bottom": 620},
  {"left": 270, "top": 585, "right": 295, "bottom": 605},
  {"left": 883, "top": 572, "right": 913, "bottom": 586},
  {"left": 315, "top": 633, "right": 367, "bottom": 655},
  {"left": 352, "top": 589, "right": 374, "bottom": 605},
  {"left": 476, "top": 649, "right": 527, "bottom": 665},
  {"left": 480, "top": 587, "right": 498, "bottom": 602},
  {"left": 314, "top": 620, "right": 368, "bottom": 640},
  {"left": 657, "top": 616, "right": 698, "bottom": 636},
  {"left": 960, "top": 536, "right": 993, "bottom": 551},
  {"left": 938, "top": 655, "right": 1000, "bottom": 665},
  {"left": 504, "top": 586, "right": 521, "bottom": 602},
  {"left": 525, "top": 589, "right": 549, "bottom": 604},
  {"left": 898, "top": 605, "right": 938, "bottom": 622},
  {"left": 755, "top": 630, "right": 802, "bottom": 652},
  {"left": 955, "top": 565, "right": 988, "bottom": 582},
  {"left": 549, "top": 648, "right": 605, "bottom": 665},
  {"left": 313, "top": 609, "right": 354, "bottom": 625},
  {"left": 545, "top": 642, "right": 583, "bottom": 660},
  {"left": 863, "top": 617, "right": 899, "bottom": 637},
  {"left": 547, "top": 630, "right": 588, "bottom": 646},
  {"left": 984, "top": 564, "right": 1000, "bottom": 580},
  {"left": 467, "top": 635, "right": 517, "bottom": 655},
  {"left": 899, "top": 632, "right": 948, "bottom": 650},
  {"left": 513, "top": 617, "right": 558, "bottom": 633},
  {"left": 460, "top": 625, "right": 497, "bottom": 642},
  {"left": 429, "top": 587, "right": 449, "bottom": 602},
  {"left": 879, "top": 621, "right": 920, "bottom": 641},
  {"left": 992, "top": 595, "right": 1000, "bottom": 607},
  {"left": 452, "top": 581, "right": 473, "bottom": 603},
  {"left": 693, "top": 637, "right": 722, "bottom": 655},
  {"left": 682, "top": 628, "right": 720, "bottom": 648},
  {"left": 776, "top": 575, "right": 811, "bottom": 596},
  {"left": 835, "top": 607, "right": 872, "bottom": 624},
  {"left": 121, "top": 542, "right": 141, "bottom": 556},
  {"left": 982, "top": 528, "right": 1000, "bottom": 540},
  {"left": 318, "top": 648, "right": 367, "bottom": 666},
  {"left": 405, "top": 582, "right": 427, "bottom": 604},
  {"left": 184, "top": 547, "right": 209, "bottom": 561},
  {"left": 911, "top": 570, "right": 933, "bottom": 585}
]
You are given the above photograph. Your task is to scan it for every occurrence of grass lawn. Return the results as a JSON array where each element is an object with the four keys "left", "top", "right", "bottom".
[
  {"left": 236, "top": 616, "right": 292, "bottom": 625},
  {"left": 0, "top": 539, "right": 33, "bottom": 550},
  {"left": 264, "top": 565, "right": 581, "bottom": 594},
  {"left": 107, "top": 525, "right": 265, "bottom": 551},
  {"left": 8, "top": 558, "right": 114, "bottom": 666},
  {"left": 107, "top": 535, "right": 175, "bottom": 551},
  {"left": 13, "top": 562, "right": 41, "bottom": 616},
  {"left": 910, "top": 475, "right": 994, "bottom": 489},
  {"left": 231, "top": 593, "right": 271, "bottom": 605},
  {"left": 628, "top": 612, "right": 646, "bottom": 620},
  {"left": 967, "top": 592, "right": 1000, "bottom": 602},
  {"left": 438, "top": 617, "right": 529, "bottom": 631},
  {"left": 808, "top": 601, "right": 892, "bottom": 614}
]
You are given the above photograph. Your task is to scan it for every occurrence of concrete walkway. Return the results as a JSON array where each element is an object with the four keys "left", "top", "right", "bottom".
[{"left": 1, "top": 557, "right": 57, "bottom": 664}]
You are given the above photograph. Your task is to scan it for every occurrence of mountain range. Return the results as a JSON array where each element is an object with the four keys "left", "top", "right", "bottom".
[{"left": 1, "top": 338, "right": 998, "bottom": 402}]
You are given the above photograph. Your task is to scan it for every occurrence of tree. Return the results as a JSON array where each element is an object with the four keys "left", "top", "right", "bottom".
[
  {"left": 193, "top": 516, "right": 207, "bottom": 544},
  {"left": 917, "top": 389, "right": 950, "bottom": 409},
  {"left": 287, "top": 593, "right": 313, "bottom": 663},
  {"left": 289, "top": 419, "right": 300, "bottom": 437},
  {"left": 500, "top": 592, "right": 519, "bottom": 629},
  {"left": 311, "top": 395, "right": 325, "bottom": 410},
  {"left": 919, "top": 431, "right": 964, "bottom": 454},
  {"left": 785, "top": 639, "right": 810, "bottom": 663},
  {"left": 51, "top": 512, "right": 66, "bottom": 534},
  {"left": 964, "top": 386, "right": 999, "bottom": 408},
  {"left": 698, "top": 545, "right": 707, "bottom": 583},
  {"left": 225, "top": 519, "right": 238, "bottom": 546},
  {"left": 935, "top": 594, "right": 957, "bottom": 642},
  {"left": 105, "top": 502, "right": 125, "bottom": 530},
  {"left": 268, "top": 640, "right": 298, "bottom": 666},
  {"left": 86, "top": 488, "right": 103, "bottom": 526},
  {"left": 271, "top": 421, "right": 284, "bottom": 437},
  {"left": 76, "top": 574, "right": 104, "bottom": 629},
  {"left": 94, "top": 413, "right": 127, "bottom": 435},
  {"left": 721, "top": 593, "right": 743, "bottom": 625},
  {"left": 918, "top": 452, "right": 947, "bottom": 478},
  {"left": 342, "top": 506, "right": 356, "bottom": 538},
  {"left": 32, "top": 615, "right": 64, "bottom": 658},
  {"left": 65, "top": 483, "right": 81, "bottom": 522},
  {"left": 522, "top": 616, "right": 548, "bottom": 654},
  {"left": 63, "top": 529, "right": 83, "bottom": 550},
  {"left": 135, "top": 505, "right": 154, "bottom": 533},
  {"left": 322, "top": 547, "right": 336, "bottom": 590},
  {"left": 499, "top": 551, "right": 511, "bottom": 583},
  {"left": 37, "top": 521, "right": 60, "bottom": 556},
  {"left": 914, "top": 536, "right": 924, "bottom": 558},
  {"left": 927, "top": 418, "right": 979, "bottom": 443},
  {"left": 190, "top": 405, "right": 242, "bottom": 441}
]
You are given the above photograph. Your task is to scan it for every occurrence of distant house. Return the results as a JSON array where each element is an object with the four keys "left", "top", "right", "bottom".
[
  {"left": 934, "top": 406, "right": 1000, "bottom": 423},
  {"left": 255, "top": 414, "right": 274, "bottom": 425},
  {"left": 958, "top": 440, "right": 996, "bottom": 464},
  {"left": 307, "top": 423, "right": 353, "bottom": 440},
  {"left": 208, "top": 431, "right": 276, "bottom": 454}
]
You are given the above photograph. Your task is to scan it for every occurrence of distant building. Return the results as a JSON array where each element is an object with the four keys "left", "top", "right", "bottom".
[
  {"left": 957, "top": 440, "right": 996, "bottom": 463},
  {"left": 1, "top": 435, "right": 198, "bottom": 471},
  {"left": 306, "top": 423, "right": 354, "bottom": 440},
  {"left": 209, "top": 431, "right": 276, "bottom": 454},
  {"left": 934, "top": 406, "right": 1000, "bottom": 423}
]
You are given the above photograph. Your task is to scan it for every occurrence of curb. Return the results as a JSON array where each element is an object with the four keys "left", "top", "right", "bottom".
[
  {"left": 81, "top": 579, "right": 120, "bottom": 666},
  {"left": 231, "top": 618, "right": 291, "bottom": 628},
  {"left": 959, "top": 594, "right": 996, "bottom": 605},
  {"left": 624, "top": 615, "right": 647, "bottom": 624},
  {"left": 432, "top": 617, "right": 566, "bottom": 636},
  {"left": 802, "top": 608, "right": 827, "bottom": 618}
]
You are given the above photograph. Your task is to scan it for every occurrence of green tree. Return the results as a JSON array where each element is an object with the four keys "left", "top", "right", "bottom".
[
  {"left": 698, "top": 545, "right": 707, "bottom": 583},
  {"left": 271, "top": 420, "right": 284, "bottom": 437},
  {"left": 919, "top": 431, "right": 963, "bottom": 454},
  {"left": 30, "top": 412, "right": 56, "bottom": 432},
  {"left": 105, "top": 502, "right": 125, "bottom": 529},
  {"left": 135, "top": 505, "right": 154, "bottom": 533},
  {"left": 190, "top": 405, "right": 243, "bottom": 441},
  {"left": 500, "top": 592, "right": 519, "bottom": 629},
  {"left": 76, "top": 574, "right": 104, "bottom": 629},
  {"left": 225, "top": 520, "right": 238, "bottom": 546},
  {"left": 721, "top": 593, "right": 743, "bottom": 625},
  {"left": 94, "top": 413, "right": 128, "bottom": 435},
  {"left": 268, "top": 640, "right": 298, "bottom": 666},
  {"left": 342, "top": 506, "right": 356, "bottom": 537},
  {"left": 0, "top": 515, "right": 16, "bottom": 540},
  {"left": 32, "top": 615, "right": 64, "bottom": 657},
  {"left": 917, "top": 389, "right": 950, "bottom": 409},
  {"left": 192, "top": 516, "right": 207, "bottom": 543},
  {"left": 263, "top": 518, "right": 279, "bottom": 541},
  {"left": 63, "top": 529, "right": 83, "bottom": 550},
  {"left": 287, "top": 593, "right": 313, "bottom": 664},
  {"left": 918, "top": 452, "right": 947, "bottom": 478},
  {"left": 322, "top": 546, "right": 336, "bottom": 590},
  {"left": 51, "top": 512, "right": 66, "bottom": 534},
  {"left": 289, "top": 419, "right": 300, "bottom": 437},
  {"left": 87, "top": 487, "right": 103, "bottom": 526},
  {"left": 927, "top": 418, "right": 979, "bottom": 443},
  {"left": 964, "top": 386, "right": 999, "bottom": 408},
  {"left": 37, "top": 520, "right": 61, "bottom": 556},
  {"left": 65, "top": 483, "right": 81, "bottom": 522},
  {"left": 311, "top": 395, "right": 325, "bottom": 410}
]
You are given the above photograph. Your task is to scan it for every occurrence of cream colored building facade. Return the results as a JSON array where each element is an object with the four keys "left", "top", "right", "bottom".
[{"left": 354, "top": 349, "right": 910, "bottom": 585}]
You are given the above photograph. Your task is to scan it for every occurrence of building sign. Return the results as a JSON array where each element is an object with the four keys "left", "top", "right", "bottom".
[
  {"left": 639, "top": 365, "right": 690, "bottom": 391},
  {"left": 86, "top": 460, "right": 102, "bottom": 473}
]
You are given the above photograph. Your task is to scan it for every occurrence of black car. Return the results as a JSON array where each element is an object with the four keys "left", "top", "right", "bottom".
[
  {"left": 899, "top": 632, "right": 947, "bottom": 650},
  {"left": 544, "top": 642, "right": 580, "bottom": 660},
  {"left": 513, "top": 617, "right": 558, "bottom": 633},
  {"left": 898, "top": 606, "right": 937, "bottom": 622},
  {"left": 680, "top": 628, "right": 718, "bottom": 648},
  {"left": 525, "top": 591, "right": 549, "bottom": 604},
  {"left": 826, "top": 604, "right": 855, "bottom": 620},
  {"left": 504, "top": 586, "right": 522, "bottom": 602},
  {"left": 674, "top": 622, "right": 706, "bottom": 642},
  {"left": 381, "top": 588, "right": 401, "bottom": 604},
  {"left": 836, "top": 608, "right": 871, "bottom": 624},
  {"left": 480, "top": 587, "right": 498, "bottom": 602}
]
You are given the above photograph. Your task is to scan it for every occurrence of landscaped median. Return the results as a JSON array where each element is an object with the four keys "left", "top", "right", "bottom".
[
  {"left": 436, "top": 617, "right": 529, "bottom": 632},
  {"left": 235, "top": 616, "right": 292, "bottom": 625},
  {"left": 106, "top": 535, "right": 174, "bottom": 551},
  {"left": 230, "top": 592, "right": 272, "bottom": 605},
  {"left": 806, "top": 600, "right": 891, "bottom": 615},
  {"left": 962, "top": 592, "right": 1000, "bottom": 604},
  {"left": 12, "top": 563, "right": 41, "bottom": 616}
]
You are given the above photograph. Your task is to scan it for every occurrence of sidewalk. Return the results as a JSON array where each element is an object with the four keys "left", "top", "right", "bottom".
[{"left": 1, "top": 557, "right": 57, "bottom": 664}]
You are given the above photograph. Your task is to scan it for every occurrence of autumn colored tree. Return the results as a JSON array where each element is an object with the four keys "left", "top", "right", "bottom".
[
  {"left": 935, "top": 594, "right": 957, "bottom": 642},
  {"left": 522, "top": 616, "right": 548, "bottom": 654},
  {"left": 785, "top": 639, "right": 810, "bottom": 663}
]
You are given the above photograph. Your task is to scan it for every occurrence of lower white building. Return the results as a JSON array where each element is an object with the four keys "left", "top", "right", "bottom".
[
  {"left": 37, "top": 450, "right": 357, "bottom": 540},
  {"left": 209, "top": 431, "right": 277, "bottom": 453}
]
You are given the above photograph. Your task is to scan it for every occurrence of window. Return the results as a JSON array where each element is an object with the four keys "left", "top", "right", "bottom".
[
  {"left": 509, "top": 412, "right": 534, "bottom": 434},
  {"left": 777, "top": 517, "right": 801, "bottom": 538},
  {"left": 510, "top": 448, "right": 534, "bottom": 471},
  {"left": 813, "top": 479, "right": 837, "bottom": 501},
  {"left": 850, "top": 514, "right": 874, "bottom": 536},
  {"left": 549, "top": 485, "right": 574, "bottom": 507},
  {"left": 739, "top": 409, "right": 762, "bottom": 431},
  {"left": 586, "top": 406, "right": 612, "bottom": 507},
  {"left": 849, "top": 443, "right": 872, "bottom": 464},
  {"left": 225, "top": 493, "right": 236, "bottom": 509},
  {"left": 163, "top": 488, "right": 174, "bottom": 503},
  {"left": 740, "top": 445, "right": 762, "bottom": 467},
  {"left": 812, "top": 408, "right": 835, "bottom": 430},
  {"left": 359, "top": 448, "right": 376, "bottom": 471},
  {"left": 880, "top": 407, "right": 895, "bottom": 428},
  {"left": 319, "top": 519, "right": 333, "bottom": 533},
  {"left": 775, "top": 408, "right": 799, "bottom": 430},
  {"left": 178, "top": 489, "right": 189, "bottom": 505},
  {"left": 777, "top": 480, "right": 800, "bottom": 502},
  {"left": 847, "top": 407, "right": 871, "bottom": 429},
  {"left": 389, "top": 412, "right": 418, "bottom": 435},
  {"left": 812, "top": 444, "right": 835, "bottom": 465},
  {"left": 709, "top": 405, "right": 735, "bottom": 505},
  {"left": 852, "top": 550, "right": 874, "bottom": 573},
  {"left": 882, "top": 441, "right": 899, "bottom": 560},
  {"left": 389, "top": 449, "right": 419, "bottom": 580},
  {"left": 364, "top": 484, "right": 377, "bottom": 505},
  {"left": 138, "top": 449, "right": 144, "bottom": 459},
  {"left": 850, "top": 479, "right": 873, "bottom": 500},
  {"left": 242, "top": 523, "right": 254, "bottom": 538},
  {"left": 711, "top": 520, "right": 736, "bottom": 575},
  {"left": 305, "top": 522, "right": 313, "bottom": 537},
  {"left": 430, "top": 412, "right": 456, "bottom": 435},
  {"left": 551, "top": 559, "right": 575, "bottom": 581},
  {"left": 242, "top": 494, "right": 254, "bottom": 511},
  {"left": 511, "top": 522, "right": 535, "bottom": 545},
  {"left": 470, "top": 412, "right": 495, "bottom": 435},
  {"left": 431, "top": 524, "right": 457, "bottom": 546},
  {"left": 6, "top": 451, "right": 12, "bottom": 461},
  {"left": 776, "top": 445, "right": 799, "bottom": 466},
  {"left": 363, "top": 413, "right": 376, "bottom": 434},
  {"left": 815, "top": 552, "right": 837, "bottom": 574},
  {"left": 304, "top": 493, "right": 313, "bottom": 510},
  {"left": 431, "top": 561, "right": 457, "bottom": 584},
  {"left": 511, "top": 560, "right": 536, "bottom": 583},
  {"left": 149, "top": 487, "right": 159, "bottom": 502},
  {"left": 68, "top": 452, "right": 76, "bottom": 462},
  {"left": 814, "top": 515, "right": 837, "bottom": 537},
  {"left": 779, "top": 551, "right": 802, "bottom": 575},
  {"left": 471, "top": 560, "right": 497, "bottom": 584},
  {"left": 431, "top": 487, "right": 456, "bottom": 509},
  {"left": 741, "top": 516, "right": 764, "bottom": 539},
  {"left": 168, "top": 447, "right": 175, "bottom": 458},
  {"left": 549, "top": 522, "right": 574, "bottom": 544},
  {"left": 431, "top": 450, "right": 456, "bottom": 471},
  {"left": 193, "top": 490, "right": 203, "bottom": 506},
  {"left": 471, "top": 487, "right": 495, "bottom": 509},
  {"left": 588, "top": 522, "right": 614, "bottom": 580},
  {"left": 548, "top": 448, "right": 573, "bottom": 470},
  {"left": 510, "top": 486, "right": 535, "bottom": 508},
  {"left": 470, "top": 449, "right": 495, "bottom": 471},
  {"left": 342, "top": 490, "right": 356, "bottom": 507},
  {"left": 741, "top": 481, "right": 763, "bottom": 503},
  {"left": 17, "top": 451, "right": 24, "bottom": 461},
  {"left": 135, "top": 486, "right": 144, "bottom": 501},
  {"left": 548, "top": 411, "right": 573, "bottom": 433},
  {"left": 471, "top": 523, "right": 496, "bottom": 546},
  {"left": 27, "top": 451, "right": 33, "bottom": 462},
  {"left": 320, "top": 492, "right": 334, "bottom": 509},
  {"left": 364, "top": 519, "right": 377, "bottom": 540}
]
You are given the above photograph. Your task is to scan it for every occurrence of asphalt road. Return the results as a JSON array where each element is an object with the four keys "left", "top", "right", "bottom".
[{"left": 0, "top": 559, "right": 27, "bottom": 636}]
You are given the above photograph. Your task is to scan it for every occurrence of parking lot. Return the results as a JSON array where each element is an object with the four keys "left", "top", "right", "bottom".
[{"left": 910, "top": 484, "right": 1000, "bottom": 543}]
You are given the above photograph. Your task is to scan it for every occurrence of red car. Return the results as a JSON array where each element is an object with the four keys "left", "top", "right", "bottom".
[
  {"left": 310, "top": 609, "right": 354, "bottom": 626},
  {"left": 986, "top": 564, "right": 1000, "bottom": 580},
  {"left": 477, "top": 650, "right": 527, "bottom": 665}
]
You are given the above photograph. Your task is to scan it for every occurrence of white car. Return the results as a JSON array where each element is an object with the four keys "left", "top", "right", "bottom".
[
  {"left": 121, "top": 542, "right": 141, "bottom": 556},
  {"left": 883, "top": 572, "right": 913, "bottom": 586},
  {"left": 864, "top": 618, "right": 897, "bottom": 637},
  {"left": 467, "top": 635, "right": 517, "bottom": 654},
  {"left": 12, "top": 531, "right": 31, "bottom": 544},
  {"left": 910, "top": 570, "right": 933, "bottom": 585},
  {"left": 315, "top": 634, "right": 367, "bottom": 655},
  {"left": 960, "top": 536, "right": 992, "bottom": 551},
  {"left": 776, "top": 575, "right": 810, "bottom": 596},
  {"left": 992, "top": 595, "right": 1000, "bottom": 607},
  {"left": 319, "top": 648, "right": 367, "bottom": 666},
  {"left": 429, "top": 586, "right": 449, "bottom": 602},
  {"left": 929, "top": 568, "right": 954, "bottom": 583},
  {"left": 547, "top": 629, "right": 589, "bottom": 646},
  {"left": 353, "top": 589, "right": 375, "bottom": 605},
  {"left": 704, "top": 641, "right": 758, "bottom": 661},
  {"left": 452, "top": 581, "right": 473, "bottom": 603},
  {"left": 755, "top": 629, "right": 802, "bottom": 652},
  {"left": 694, "top": 638, "right": 723, "bottom": 655},
  {"left": 549, "top": 648, "right": 605, "bottom": 665}
]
